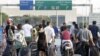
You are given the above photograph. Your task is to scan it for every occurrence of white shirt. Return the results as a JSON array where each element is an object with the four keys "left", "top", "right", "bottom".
[
  {"left": 14, "top": 30, "right": 27, "bottom": 46},
  {"left": 22, "top": 24, "right": 32, "bottom": 37},
  {"left": 70, "top": 25, "right": 75, "bottom": 35},
  {"left": 44, "top": 26, "right": 55, "bottom": 43}
]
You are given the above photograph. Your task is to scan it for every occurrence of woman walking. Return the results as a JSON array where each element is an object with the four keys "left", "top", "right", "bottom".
[{"left": 37, "top": 24, "right": 48, "bottom": 56}]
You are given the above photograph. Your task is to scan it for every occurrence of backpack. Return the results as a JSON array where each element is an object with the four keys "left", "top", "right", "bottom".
[{"left": 7, "top": 26, "right": 14, "bottom": 41}]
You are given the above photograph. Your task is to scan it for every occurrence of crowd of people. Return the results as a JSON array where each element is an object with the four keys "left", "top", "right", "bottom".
[
  {"left": 0, "top": 18, "right": 100, "bottom": 56},
  {"left": 62, "top": 21, "right": 100, "bottom": 56},
  {"left": 2, "top": 19, "right": 56, "bottom": 56}
]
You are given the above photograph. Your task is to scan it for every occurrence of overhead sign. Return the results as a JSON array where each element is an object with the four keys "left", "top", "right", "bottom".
[
  {"left": 35, "top": 0, "right": 72, "bottom": 10},
  {"left": 20, "top": 0, "right": 33, "bottom": 10}
]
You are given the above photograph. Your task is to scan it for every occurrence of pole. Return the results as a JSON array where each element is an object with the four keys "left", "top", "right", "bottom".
[
  {"left": 89, "top": 0, "right": 92, "bottom": 25},
  {"left": 0, "top": 6, "right": 2, "bottom": 26},
  {"left": 56, "top": 6, "right": 58, "bottom": 27},
  {"left": 86, "top": 0, "right": 88, "bottom": 26},
  {"left": 81, "top": 5, "right": 84, "bottom": 28}
]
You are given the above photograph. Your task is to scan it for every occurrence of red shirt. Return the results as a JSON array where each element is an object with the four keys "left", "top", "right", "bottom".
[{"left": 61, "top": 30, "right": 71, "bottom": 40}]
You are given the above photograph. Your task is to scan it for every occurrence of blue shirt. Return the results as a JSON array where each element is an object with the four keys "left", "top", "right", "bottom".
[
  {"left": 89, "top": 25, "right": 99, "bottom": 38},
  {"left": 53, "top": 26, "right": 59, "bottom": 34}
]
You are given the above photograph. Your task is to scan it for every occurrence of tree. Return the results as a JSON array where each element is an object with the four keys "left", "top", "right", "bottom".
[{"left": 0, "top": 13, "right": 8, "bottom": 25}]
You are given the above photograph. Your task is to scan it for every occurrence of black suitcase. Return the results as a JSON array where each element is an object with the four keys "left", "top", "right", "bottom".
[{"left": 89, "top": 46, "right": 99, "bottom": 56}]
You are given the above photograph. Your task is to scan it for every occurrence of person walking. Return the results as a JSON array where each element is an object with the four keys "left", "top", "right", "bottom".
[
  {"left": 89, "top": 21, "right": 99, "bottom": 44},
  {"left": 61, "top": 26, "right": 74, "bottom": 56},
  {"left": 44, "top": 21, "right": 55, "bottom": 45},
  {"left": 71, "top": 24, "right": 79, "bottom": 51},
  {"left": 77, "top": 24, "right": 95, "bottom": 56},
  {"left": 14, "top": 24, "right": 27, "bottom": 56},
  {"left": 3, "top": 18, "right": 16, "bottom": 56},
  {"left": 5, "top": 19, "right": 15, "bottom": 46},
  {"left": 60, "top": 23, "right": 67, "bottom": 44},
  {"left": 60, "top": 22, "right": 67, "bottom": 32},
  {"left": 70, "top": 22, "right": 77, "bottom": 36},
  {"left": 37, "top": 24, "right": 48, "bottom": 56},
  {"left": 22, "top": 20, "right": 33, "bottom": 45},
  {"left": 72, "top": 24, "right": 79, "bottom": 42},
  {"left": 44, "top": 21, "right": 55, "bottom": 56},
  {"left": 53, "top": 25, "right": 59, "bottom": 39}
]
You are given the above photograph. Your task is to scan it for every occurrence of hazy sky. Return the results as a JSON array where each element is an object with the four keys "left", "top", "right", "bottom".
[{"left": 0, "top": 0, "right": 100, "bottom": 15}]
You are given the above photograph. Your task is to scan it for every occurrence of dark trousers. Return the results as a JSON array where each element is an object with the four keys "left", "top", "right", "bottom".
[
  {"left": 81, "top": 42, "right": 89, "bottom": 56},
  {"left": 37, "top": 43, "right": 50, "bottom": 56},
  {"left": 37, "top": 48, "right": 48, "bottom": 56},
  {"left": 16, "top": 48, "right": 20, "bottom": 56},
  {"left": 93, "top": 37, "right": 98, "bottom": 44},
  {"left": 3, "top": 40, "right": 16, "bottom": 56}
]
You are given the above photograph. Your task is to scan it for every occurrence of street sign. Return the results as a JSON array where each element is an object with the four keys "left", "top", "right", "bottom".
[
  {"left": 20, "top": 0, "right": 33, "bottom": 10},
  {"left": 35, "top": 0, "right": 72, "bottom": 10}
]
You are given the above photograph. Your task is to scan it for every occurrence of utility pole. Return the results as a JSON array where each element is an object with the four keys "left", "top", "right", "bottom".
[
  {"left": 56, "top": 6, "right": 59, "bottom": 27},
  {"left": 0, "top": 6, "right": 2, "bottom": 26}
]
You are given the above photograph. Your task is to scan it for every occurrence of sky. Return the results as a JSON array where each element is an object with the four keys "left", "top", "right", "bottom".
[
  {"left": 0, "top": 0, "right": 100, "bottom": 14},
  {"left": 73, "top": 0, "right": 100, "bottom": 9}
]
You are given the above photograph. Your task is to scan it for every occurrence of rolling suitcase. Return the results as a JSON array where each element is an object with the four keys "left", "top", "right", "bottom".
[
  {"left": 48, "top": 44, "right": 55, "bottom": 56},
  {"left": 28, "top": 41, "right": 37, "bottom": 56},
  {"left": 89, "top": 46, "right": 99, "bottom": 56},
  {"left": 18, "top": 40, "right": 37, "bottom": 56}
]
